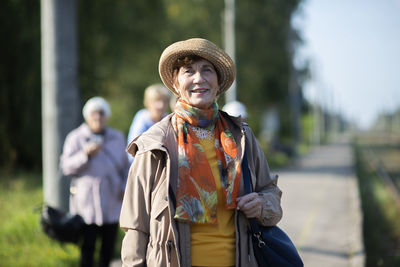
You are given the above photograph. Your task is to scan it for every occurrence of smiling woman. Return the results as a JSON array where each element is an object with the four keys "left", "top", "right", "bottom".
[{"left": 120, "top": 38, "right": 283, "bottom": 267}]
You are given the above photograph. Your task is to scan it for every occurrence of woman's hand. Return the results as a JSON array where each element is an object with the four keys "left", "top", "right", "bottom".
[
  {"left": 84, "top": 142, "right": 102, "bottom": 157},
  {"left": 236, "top": 192, "right": 262, "bottom": 218}
]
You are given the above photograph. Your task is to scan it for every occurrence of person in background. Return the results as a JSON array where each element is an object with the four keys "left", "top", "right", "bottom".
[
  {"left": 60, "top": 96, "right": 129, "bottom": 267},
  {"left": 126, "top": 83, "right": 171, "bottom": 163},
  {"left": 222, "top": 100, "right": 248, "bottom": 122},
  {"left": 120, "top": 38, "right": 282, "bottom": 267}
]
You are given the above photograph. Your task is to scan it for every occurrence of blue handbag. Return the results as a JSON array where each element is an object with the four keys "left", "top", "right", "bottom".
[{"left": 242, "top": 148, "right": 303, "bottom": 267}]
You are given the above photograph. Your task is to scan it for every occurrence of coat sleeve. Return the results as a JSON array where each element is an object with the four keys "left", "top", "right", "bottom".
[
  {"left": 245, "top": 125, "right": 283, "bottom": 227},
  {"left": 120, "top": 150, "right": 162, "bottom": 267},
  {"left": 60, "top": 131, "right": 89, "bottom": 176}
]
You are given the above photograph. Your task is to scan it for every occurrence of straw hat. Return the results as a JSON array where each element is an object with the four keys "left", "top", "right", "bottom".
[{"left": 158, "top": 38, "right": 236, "bottom": 96}]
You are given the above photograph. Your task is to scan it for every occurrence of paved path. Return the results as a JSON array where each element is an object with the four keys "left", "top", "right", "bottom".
[
  {"left": 112, "top": 140, "right": 365, "bottom": 267},
  {"left": 277, "top": 140, "right": 365, "bottom": 267}
]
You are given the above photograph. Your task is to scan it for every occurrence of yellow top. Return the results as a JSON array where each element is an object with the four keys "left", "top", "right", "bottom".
[{"left": 190, "top": 137, "right": 236, "bottom": 267}]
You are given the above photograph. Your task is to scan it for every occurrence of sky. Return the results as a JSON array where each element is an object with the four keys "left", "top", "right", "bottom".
[{"left": 294, "top": 0, "right": 400, "bottom": 129}]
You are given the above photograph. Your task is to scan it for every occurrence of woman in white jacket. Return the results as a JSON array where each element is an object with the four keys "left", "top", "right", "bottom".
[{"left": 60, "top": 97, "right": 129, "bottom": 267}]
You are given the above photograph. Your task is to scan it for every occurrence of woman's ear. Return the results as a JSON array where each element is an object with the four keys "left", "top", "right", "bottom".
[
  {"left": 172, "top": 69, "right": 181, "bottom": 96},
  {"left": 172, "top": 82, "right": 180, "bottom": 96},
  {"left": 216, "top": 85, "right": 222, "bottom": 95}
]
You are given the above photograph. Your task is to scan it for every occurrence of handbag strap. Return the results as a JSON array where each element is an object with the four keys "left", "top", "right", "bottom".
[
  {"left": 242, "top": 148, "right": 252, "bottom": 195},
  {"left": 242, "top": 148, "right": 262, "bottom": 235}
]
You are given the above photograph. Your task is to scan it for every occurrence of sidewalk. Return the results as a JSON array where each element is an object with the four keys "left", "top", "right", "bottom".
[{"left": 277, "top": 140, "right": 365, "bottom": 267}]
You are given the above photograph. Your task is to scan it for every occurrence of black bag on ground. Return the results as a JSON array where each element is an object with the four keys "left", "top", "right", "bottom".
[
  {"left": 242, "top": 148, "right": 303, "bottom": 267},
  {"left": 40, "top": 205, "right": 84, "bottom": 243}
]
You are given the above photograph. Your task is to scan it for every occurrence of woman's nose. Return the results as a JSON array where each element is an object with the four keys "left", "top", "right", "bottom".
[{"left": 193, "top": 71, "right": 205, "bottom": 83}]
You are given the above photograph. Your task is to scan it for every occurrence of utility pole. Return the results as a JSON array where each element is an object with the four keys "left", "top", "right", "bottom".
[
  {"left": 41, "top": 0, "right": 80, "bottom": 211},
  {"left": 288, "top": 28, "right": 301, "bottom": 149},
  {"left": 224, "top": 0, "right": 237, "bottom": 103}
]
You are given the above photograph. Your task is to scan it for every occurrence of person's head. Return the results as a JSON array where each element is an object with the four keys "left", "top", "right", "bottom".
[
  {"left": 159, "top": 38, "right": 236, "bottom": 109},
  {"left": 222, "top": 101, "right": 248, "bottom": 121},
  {"left": 82, "top": 97, "right": 111, "bottom": 133},
  {"left": 143, "top": 84, "right": 170, "bottom": 122}
]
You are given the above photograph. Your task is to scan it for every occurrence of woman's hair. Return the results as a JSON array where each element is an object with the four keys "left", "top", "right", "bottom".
[
  {"left": 172, "top": 55, "right": 221, "bottom": 88},
  {"left": 143, "top": 83, "right": 171, "bottom": 108},
  {"left": 82, "top": 96, "right": 111, "bottom": 119}
]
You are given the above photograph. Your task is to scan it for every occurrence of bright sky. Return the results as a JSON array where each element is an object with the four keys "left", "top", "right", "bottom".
[{"left": 294, "top": 0, "right": 400, "bottom": 129}]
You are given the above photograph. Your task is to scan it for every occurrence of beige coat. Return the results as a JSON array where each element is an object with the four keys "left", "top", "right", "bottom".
[{"left": 120, "top": 112, "right": 282, "bottom": 267}]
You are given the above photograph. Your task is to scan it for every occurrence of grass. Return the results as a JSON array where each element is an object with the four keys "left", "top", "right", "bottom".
[
  {"left": 355, "top": 135, "right": 400, "bottom": 267},
  {"left": 0, "top": 171, "right": 124, "bottom": 267}
]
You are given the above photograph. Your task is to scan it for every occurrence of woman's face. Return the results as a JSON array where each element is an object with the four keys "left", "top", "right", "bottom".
[
  {"left": 86, "top": 110, "right": 108, "bottom": 133},
  {"left": 147, "top": 95, "right": 169, "bottom": 122},
  {"left": 175, "top": 59, "right": 219, "bottom": 109}
]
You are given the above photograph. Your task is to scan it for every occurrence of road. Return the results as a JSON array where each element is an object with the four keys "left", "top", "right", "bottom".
[{"left": 277, "top": 140, "right": 365, "bottom": 267}]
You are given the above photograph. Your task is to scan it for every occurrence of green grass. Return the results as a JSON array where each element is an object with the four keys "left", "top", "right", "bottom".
[
  {"left": 0, "top": 171, "right": 124, "bottom": 267},
  {"left": 355, "top": 139, "right": 400, "bottom": 267}
]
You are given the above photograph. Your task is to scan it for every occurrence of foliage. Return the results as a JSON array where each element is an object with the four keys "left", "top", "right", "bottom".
[
  {"left": 355, "top": 136, "right": 400, "bottom": 267},
  {"left": 1, "top": 0, "right": 305, "bottom": 170},
  {"left": 0, "top": 0, "right": 41, "bottom": 170},
  {"left": 236, "top": 0, "right": 304, "bottom": 137},
  {"left": 300, "top": 112, "right": 314, "bottom": 146},
  {"left": 0, "top": 172, "right": 79, "bottom": 266},
  {"left": 0, "top": 171, "right": 124, "bottom": 266},
  {"left": 371, "top": 108, "right": 400, "bottom": 133}
]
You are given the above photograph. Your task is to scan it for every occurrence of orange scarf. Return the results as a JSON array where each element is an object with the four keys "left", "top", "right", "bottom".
[{"left": 172, "top": 100, "right": 241, "bottom": 224}]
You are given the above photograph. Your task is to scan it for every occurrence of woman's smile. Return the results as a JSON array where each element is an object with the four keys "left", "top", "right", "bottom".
[{"left": 191, "top": 88, "right": 210, "bottom": 94}]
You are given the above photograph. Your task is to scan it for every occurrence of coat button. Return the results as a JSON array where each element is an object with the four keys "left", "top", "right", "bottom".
[{"left": 164, "top": 196, "right": 168, "bottom": 201}]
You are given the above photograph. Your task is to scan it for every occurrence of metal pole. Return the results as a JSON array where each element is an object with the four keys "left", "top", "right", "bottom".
[
  {"left": 288, "top": 28, "right": 300, "bottom": 148},
  {"left": 41, "top": 0, "right": 80, "bottom": 211},
  {"left": 224, "top": 0, "right": 237, "bottom": 103}
]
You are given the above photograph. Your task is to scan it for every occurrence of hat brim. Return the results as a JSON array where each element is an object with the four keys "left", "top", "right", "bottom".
[{"left": 158, "top": 38, "right": 236, "bottom": 96}]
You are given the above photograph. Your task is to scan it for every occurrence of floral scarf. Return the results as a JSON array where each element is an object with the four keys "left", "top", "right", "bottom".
[{"left": 172, "top": 100, "right": 241, "bottom": 224}]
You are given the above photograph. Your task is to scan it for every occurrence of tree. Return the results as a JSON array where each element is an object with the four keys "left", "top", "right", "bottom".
[
  {"left": 236, "top": 0, "right": 304, "bottom": 146},
  {"left": 0, "top": 0, "right": 41, "bottom": 171},
  {"left": 1, "top": 0, "right": 306, "bottom": 171}
]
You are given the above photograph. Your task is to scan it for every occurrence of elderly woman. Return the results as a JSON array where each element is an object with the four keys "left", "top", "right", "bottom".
[
  {"left": 120, "top": 38, "right": 282, "bottom": 267},
  {"left": 60, "top": 96, "right": 129, "bottom": 267}
]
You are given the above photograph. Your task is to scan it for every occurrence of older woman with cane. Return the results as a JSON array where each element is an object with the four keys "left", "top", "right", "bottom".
[{"left": 120, "top": 38, "right": 282, "bottom": 267}]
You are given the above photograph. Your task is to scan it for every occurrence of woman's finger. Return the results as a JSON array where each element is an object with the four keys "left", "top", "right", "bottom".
[
  {"left": 236, "top": 193, "right": 258, "bottom": 207},
  {"left": 237, "top": 194, "right": 262, "bottom": 218}
]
